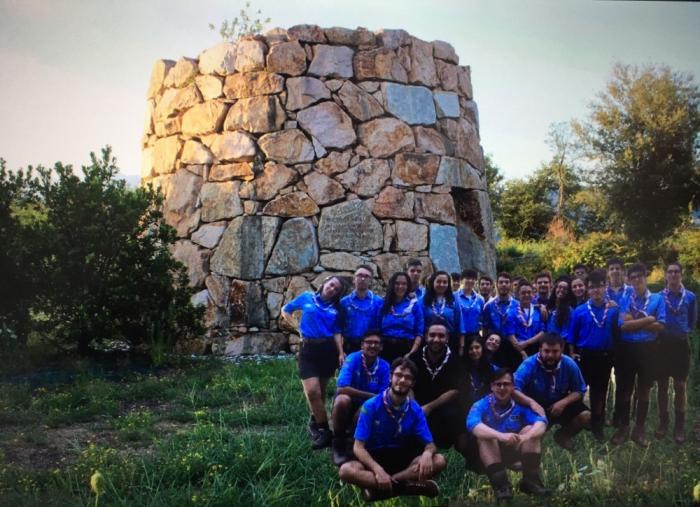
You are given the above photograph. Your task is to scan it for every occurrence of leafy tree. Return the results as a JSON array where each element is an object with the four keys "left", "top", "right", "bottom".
[
  {"left": 484, "top": 154, "right": 504, "bottom": 217},
  {"left": 498, "top": 175, "right": 554, "bottom": 240},
  {"left": 25, "top": 148, "right": 203, "bottom": 357},
  {"left": 574, "top": 63, "right": 700, "bottom": 245},
  {"left": 209, "top": 2, "right": 271, "bottom": 41}
]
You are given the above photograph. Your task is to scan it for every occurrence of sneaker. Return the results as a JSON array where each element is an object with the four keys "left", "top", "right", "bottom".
[
  {"left": 362, "top": 487, "right": 394, "bottom": 502},
  {"left": 395, "top": 480, "right": 439, "bottom": 498},
  {"left": 518, "top": 478, "right": 551, "bottom": 496},
  {"left": 493, "top": 484, "right": 513, "bottom": 501},
  {"left": 311, "top": 428, "right": 332, "bottom": 450},
  {"left": 610, "top": 426, "right": 629, "bottom": 446},
  {"left": 308, "top": 416, "right": 320, "bottom": 439},
  {"left": 331, "top": 438, "right": 349, "bottom": 466},
  {"left": 631, "top": 426, "right": 649, "bottom": 448},
  {"left": 553, "top": 429, "right": 575, "bottom": 452}
]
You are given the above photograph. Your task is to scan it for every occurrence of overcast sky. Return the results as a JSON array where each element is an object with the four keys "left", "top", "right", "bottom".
[{"left": 1, "top": 0, "right": 698, "bottom": 185}]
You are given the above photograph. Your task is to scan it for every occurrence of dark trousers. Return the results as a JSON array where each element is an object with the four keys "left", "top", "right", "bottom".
[
  {"left": 614, "top": 341, "right": 656, "bottom": 427},
  {"left": 579, "top": 349, "right": 614, "bottom": 433}
]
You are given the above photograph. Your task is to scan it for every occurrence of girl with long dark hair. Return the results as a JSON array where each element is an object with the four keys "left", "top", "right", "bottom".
[
  {"left": 379, "top": 271, "right": 424, "bottom": 362},
  {"left": 421, "top": 271, "right": 464, "bottom": 354},
  {"left": 547, "top": 277, "right": 576, "bottom": 343}
]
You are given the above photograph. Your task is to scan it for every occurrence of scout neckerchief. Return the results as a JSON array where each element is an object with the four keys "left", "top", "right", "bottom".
[
  {"left": 488, "top": 393, "right": 515, "bottom": 423},
  {"left": 382, "top": 388, "right": 409, "bottom": 436},
  {"left": 312, "top": 292, "right": 334, "bottom": 311},
  {"left": 536, "top": 353, "right": 562, "bottom": 394},
  {"left": 663, "top": 286, "right": 686, "bottom": 314},
  {"left": 587, "top": 299, "right": 608, "bottom": 328},
  {"left": 431, "top": 296, "right": 447, "bottom": 316},
  {"left": 518, "top": 305, "right": 535, "bottom": 328},
  {"left": 606, "top": 283, "right": 630, "bottom": 302},
  {"left": 361, "top": 352, "right": 379, "bottom": 382},
  {"left": 422, "top": 345, "right": 452, "bottom": 381},
  {"left": 391, "top": 296, "right": 417, "bottom": 317},
  {"left": 347, "top": 290, "right": 375, "bottom": 313},
  {"left": 630, "top": 289, "right": 651, "bottom": 318},
  {"left": 459, "top": 289, "right": 481, "bottom": 310}
]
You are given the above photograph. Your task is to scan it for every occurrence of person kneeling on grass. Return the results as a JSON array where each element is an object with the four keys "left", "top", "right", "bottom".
[
  {"left": 338, "top": 358, "right": 446, "bottom": 502},
  {"left": 467, "top": 368, "right": 549, "bottom": 500},
  {"left": 331, "top": 332, "right": 390, "bottom": 466}
]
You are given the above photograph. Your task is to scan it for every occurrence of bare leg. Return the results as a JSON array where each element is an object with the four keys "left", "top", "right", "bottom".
[
  {"left": 338, "top": 461, "right": 380, "bottom": 489},
  {"left": 332, "top": 394, "right": 353, "bottom": 436},
  {"left": 391, "top": 454, "right": 446, "bottom": 482},
  {"left": 477, "top": 438, "right": 503, "bottom": 467},
  {"left": 301, "top": 377, "right": 328, "bottom": 424}
]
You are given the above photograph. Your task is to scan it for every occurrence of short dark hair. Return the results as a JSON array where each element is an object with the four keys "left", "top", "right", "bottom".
[
  {"left": 573, "top": 263, "right": 587, "bottom": 272},
  {"left": 451, "top": 272, "right": 461, "bottom": 281},
  {"left": 461, "top": 269, "right": 478, "bottom": 280},
  {"left": 491, "top": 368, "right": 513, "bottom": 383},
  {"left": 406, "top": 258, "right": 423, "bottom": 269},
  {"left": 425, "top": 318, "right": 449, "bottom": 333},
  {"left": 666, "top": 261, "right": 683, "bottom": 273},
  {"left": 607, "top": 257, "right": 624, "bottom": 268},
  {"left": 540, "top": 333, "right": 564, "bottom": 348},
  {"left": 587, "top": 269, "right": 607, "bottom": 287},
  {"left": 497, "top": 272, "right": 512, "bottom": 281},
  {"left": 535, "top": 271, "right": 552, "bottom": 282},
  {"left": 627, "top": 262, "right": 647, "bottom": 278},
  {"left": 479, "top": 275, "right": 493, "bottom": 284},
  {"left": 363, "top": 330, "right": 381, "bottom": 341},
  {"left": 391, "top": 357, "right": 419, "bottom": 379},
  {"left": 355, "top": 264, "right": 374, "bottom": 275},
  {"left": 517, "top": 279, "right": 532, "bottom": 291}
]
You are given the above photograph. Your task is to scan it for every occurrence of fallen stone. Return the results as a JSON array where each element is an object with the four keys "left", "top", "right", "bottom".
[
  {"left": 433, "top": 91, "right": 460, "bottom": 118},
  {"left": 414, "top": 193, "right": 456, "bottom": 224},
  {"left": 266, "top": 217, "right": 319, "bottom": 275},
  {"left": 253, "top": 162, "right": 297, "bottom": 200},
  {"left": 258, "top": 129, "right": 315, "bottom": 164},
  {"left": 429, "top": 224, "right": 460, "bottom": 273},
  {"left": 315, "top": 150, "right": 352, "bottom": 176},
  {"left": 337, "top": 159, "right": 390, "bottom": 197},
  {"left": 372, "top": 186, "right": 415, "bottom": 219},
  {"left": 284, "top": 76, "right": 330, "bottom": 110},
  {"left": 223, "top": 71, "right": 284, "bottom": 99},
  {"left": 318, "top": 200, "right": 383, "bottom": 251},
  {"left": 358, "top": 118, "right": 415, "bottom": 157},
  {"left": 181, "top": 101, "right": 229, "bottom": 136},
  {"left": 413, "top": 126, "right": 451, "bottom": 155},
  {"left": 152, "top": 136, "right": 181, "bottom": 175},
  {"left": 381, "top": 82, "right": 436, "bottom": 125},
  {"left": 200, "top": 181, "right": 244, "bottom": 222},
  {"left": 408, "top": 38, "right": 438, "bottom": 87},
  {"left": 192, "top": 222, "right": 227, "bottom": 249},
  {"left": 181, "top": 140, "right": 214, "bottom": 165},
  {"left": 436, "top": 157, "right": 484, "bottom": 189},
  {"left": 163, "top": 57, "right": 198, "bottom": 88},
  {"left": 147, "top": 59, "right": 175, "bottom": 99},
  {"left": 195, "top": 74, "right": 223, "bottom": 100},
  {"left": 234, "top": 39, "right": 267, "bottom": 72},
  {"left": 262, "top": 192, "right": 320, "bottom": 217},
  {"left": 392, "top": 152, "right": 440, "bottom": 186},
  {"left": 308, "top": 45, "right": 354, "bottom": 78},
  {"left": 172, "top": 240, "right": 211, "bottom": 288},
  {"left": 338, "top": 81, "right": 384, "bottom": 121},
  {"left": 202, "top": 131, "right": 257, "bottom": 162},
  {"left": 198, "top": 42, "right": 237, "bottom": 75},
  {"left": 210, "top": 216, "right": 281, "bottom": 279},
  {"left": 209, "top": 162, "right": 254, "bottom": 182},
  {"left": 396, "top": 221, "right": 428, "bottom": 251},
  {"left": 224, "top": 95, "right": 286, "bottom": 133},
  {"left": 266, "top": 40, "right": 307, "bottom": 76},
  {"left": 353, "top": 48, "right": 408, "bottom": 82},
  {"left": 297, "top": 102, "right": 356, "bottom": 149},
  {"left": 303, "top": 171, "right": 345, "bottom": 205},
  {"left": 288, "top": 24, "right": 327, "bottom": 43}
]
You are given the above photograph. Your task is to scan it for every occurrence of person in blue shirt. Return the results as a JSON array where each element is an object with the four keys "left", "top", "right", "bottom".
[
  {"left": 515, "top": 334, "right": 590, "bottom": 452},
  {"left": 546, "top": 276, "right": 575, "bottom": 342},
  {"left": 406, "top": 258, "right": 425, "bottom": 299},
  {"left": 462, "top": 335, "right": 497, "bottom": 407},
  {"left": 606, "top": 257, "right": 633, "bottom": 305},
  {"left": 421, "top": 271, "right": 464, "bottom": 353},
  {"left": 573, "top": 263, "right": 588, "bottom": 281},
  {"left": 571, "top": 276, "right": 588, "bottom": 308},
  {"left": 568, "top": 269, "right": 619, "bottom": 441},
  {"left": 339, "top": 265, "right": 384, "bottom": 354},
  {"left": 467, "top": 368, "right": 549, "bottom": 500},
  {"left": 655, "top": 261, "right": 697, "bottom": 444},
  {"left": 479, "top": 275, "right": 494, "bottom": 302},
  {"left": 611, "top": 262, "right": 666, "bottom": 448},
  {"left": 504, "top": 280, "right": 547, "bottom": 369},
  {"left": 331, "top": 332, "right": 390, "bottom": 466},
  {"left": 281, "top": 275, "right": 346, "bottom": 450},
  {"left": 532, "top": 271, "right": 552, "bottom": 308},
  {"left": 338, "top": 358, "right": 446, "bottom": 502},
  {"left": 482, "top": 273, "right": 516, "bottom": 338},
  {"left": 379, "top": 272, "right": 424, "bottom": 362},
  {"left": 455, "top": 269, "right": 485, "bottom": 357}
]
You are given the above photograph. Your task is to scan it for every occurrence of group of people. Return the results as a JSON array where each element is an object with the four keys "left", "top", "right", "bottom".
[{"left": 280, "top": 258, "right": 696, "bottom": 501}]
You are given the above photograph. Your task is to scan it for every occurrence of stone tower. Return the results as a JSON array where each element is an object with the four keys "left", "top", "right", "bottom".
[{"left": 140, "top": 25, "right": 496, "bottom": 354}]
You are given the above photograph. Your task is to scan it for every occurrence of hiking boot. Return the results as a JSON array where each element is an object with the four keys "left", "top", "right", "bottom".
[
  {"left": 394, "top": 480, "right": 439, "bottom": 498},
  {"left": 362, "top": 487, "right": 394, "bottom": 502},
  {"left": 553, "top": 428, "right": 575, "bottom": 452},
  {"left": 331, "top": 437, "right": 350, "bottom": 466},
  {"left": 307, "top": 416, "right": 320, "bottom": 439},
  {"left": 311, "top": 428, "right": 332, "bottom": 450},
  {"left": 610, "top": 426, "right": 629, "bottom": 446},
  {"left": 631, "top": 426, "right": 649, "bottom": 448},
  {"left": 518, "top": 478, "right": 551, "bottom": 496},
  {"left": 493, "top": 484, "right": 513, "bottom": 501}
]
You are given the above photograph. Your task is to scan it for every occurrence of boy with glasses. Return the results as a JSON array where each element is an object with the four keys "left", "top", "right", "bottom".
[{"left": 340, "top": 265, "right": 384, "bottom": 353}]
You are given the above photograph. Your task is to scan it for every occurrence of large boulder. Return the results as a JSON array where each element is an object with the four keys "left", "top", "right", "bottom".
[
  {"left": 210, "top": 216, "right": 281, "bottom": 279},
  {"left": 266, "top": 41, "right": 307, "bottom": 76},
  {"left": 285, "top": 77, "right": 330, "bottom": 110},
  {"left": 429, "top": 224, "right": 460, "bottom": 273},
  {"left": 358, "top": 118, "right": 415, "bottom": 157},
  {"left": 258, "top": 129, "right": 315, "bottom": 164},
  {"left": 200, "top": 181, "right": 244, "bottom": 222},
  {"left": 266, "top": 218, "right": 319, "bottom": 275},
  {"left": 381, "top": 83, "right": 436, "bottom": 125},
  {"left": 308, "top": 45, "right": 354, "bottom": 78},
  {"left": 337, "top": 159, "right": 390, "bottom": 197},
  {"left": 223, "top": 95, "right": 286, "bottom": 133},
  {"left": 318, "top": 200, "right": 383, "bottom": 251},
  {"left": 297, "top": 102, "right": 356, "bottom": 149}
]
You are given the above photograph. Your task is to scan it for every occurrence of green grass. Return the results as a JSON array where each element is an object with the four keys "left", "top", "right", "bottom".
[{"left": 0, "top": 353, "right": 699, "bottom": 506}]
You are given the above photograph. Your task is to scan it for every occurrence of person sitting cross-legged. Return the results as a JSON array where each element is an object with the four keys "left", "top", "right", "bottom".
[
  {"left": 467, "top": 368, "right": 549, "bottom": 500},
  {"left": 331, "top": 332, "right": 390, "bottom": 466},
  {"left": 338, "top": 358, "right": 447, "bottom": 502},
  {"left": 514, "top": 333, "right": 591, "bottom": 451}
]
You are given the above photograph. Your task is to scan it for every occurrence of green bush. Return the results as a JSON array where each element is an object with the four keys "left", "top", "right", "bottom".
[{"left": 496, "top": 238, "right": 555, "bottom": 280}]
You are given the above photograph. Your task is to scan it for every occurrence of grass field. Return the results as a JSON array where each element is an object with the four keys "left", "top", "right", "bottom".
[{"left": 1, "top": 350, "right": 699, "bottom": 506}]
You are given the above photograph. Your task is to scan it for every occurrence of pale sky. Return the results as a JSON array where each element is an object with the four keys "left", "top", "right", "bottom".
[{"left": 1, "top": 0, "right": 698, "bottom": 185}]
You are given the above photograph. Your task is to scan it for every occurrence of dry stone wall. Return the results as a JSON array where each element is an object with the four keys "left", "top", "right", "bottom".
[{"left": 141, "top": 25, "right": 496, "bottom": 355}]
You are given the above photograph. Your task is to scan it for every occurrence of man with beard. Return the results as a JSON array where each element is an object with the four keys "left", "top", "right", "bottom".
[
  {"left": 408, "top": 322, "right": 466, "bottom": 449},
  {"left": 331, "top": 333, "right": 390, "bottom": 466},
  {"left": 338, "top": 358, "right": 446, "bottom": 501},
  {"left": 515, "top": 334, "right": 590, "bottom": 451},
  {"left": 340, "top": 265, "right": 384, "bottom": 354},
  {"left": 504, "top": 280, "right": 547, "bottom": 369},
  {"left": 467, "top": 369, "right": 549, "bottom": 500}
]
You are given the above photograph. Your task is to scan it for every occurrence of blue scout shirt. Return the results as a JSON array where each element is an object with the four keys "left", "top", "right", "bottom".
[
  {"left": 465, "top": 363, "right": 500, "bottom": 403},
  {"left": 339, "top": 291, "right": 384, "bottom": 341},
  {"left": 412, "top": 286, "right": 425, "bottom": 300},
  {"left": 467, "top": 394, "right": 548, "bottom": 433},
  {"left": 504, "top": 304, "right": 545, "bottom": 342},
  {"left": 606, "top": 284, "right": 633, "bottom": 305},
  {"left": 662, "top": 287, "right": 697, "bottom": 337},
  {"left": 420, "top": 296, "right": 463, "bottom": 335},
  {"left": 482, "top": 296, "right": 517, "bottom": 336},
  {"left": 455, "top": 290, "right": 485, "bottom": 334},
  {"left": 282, "top": 292, "right": 340, "bottom": 339},
  {"left": 546, "top": 310, "right": 571, "bottom": 341},
  {"left": 618, "top": 291, "right": 666, "bottom": 343},
  {"left": 514, "top": 354, "right": 587, "bottom": 409},
  {"left": 354, "top": 390, "right": 433, "bottom": 450},
  {"left": 568, "top": 300, "right": 619, "bottom": 350},
  {"left": 380, "top": 297, "right": 424, "bottom": 340},
  {"left": 336, "top": 351, "right": 390, "bottom": 397}
]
